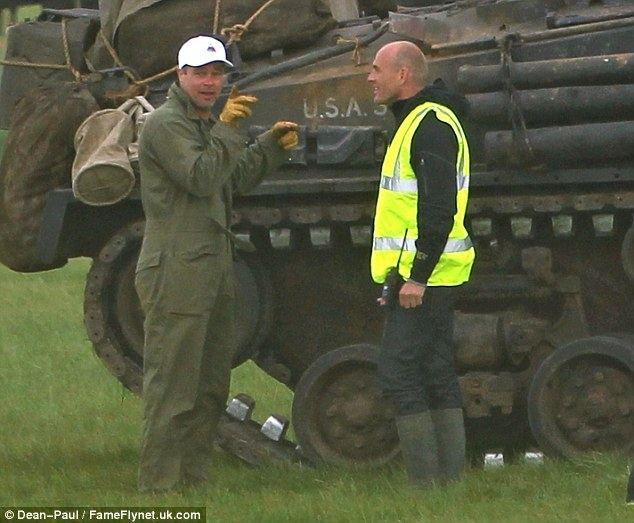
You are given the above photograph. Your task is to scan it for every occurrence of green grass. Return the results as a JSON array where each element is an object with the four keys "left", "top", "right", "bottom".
[
  {"left": 0, "top": 261, "right": 632, "bottom": 521},
  {"left": 0, "top": 5, "right": 41, "bottom": 35},
  {"left": 0, "top": 5, "right": 43, "bottom": 88}
]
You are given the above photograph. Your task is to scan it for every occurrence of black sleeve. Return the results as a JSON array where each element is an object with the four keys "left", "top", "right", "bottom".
[{"left": 409, "top": 113, "right": 458, "bottom": 284}]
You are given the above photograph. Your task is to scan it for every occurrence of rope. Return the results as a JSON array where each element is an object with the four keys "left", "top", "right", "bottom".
[
  {"left": 213, "top": 0, "right": 221, "bottom": 34},
  {"left": 97, "top": 30, "right": 176, "bottom": 86},
  {"left": 0, "top": 59, "right": 69, "bottom": 70},
  {"left": 136, "top": 0, "right": 283, "bottom": 82},
  {"left": 8, "top": 0, "right": 284, "bottom": 94},
  {"left": 97, "top": 30, "right": 137, "bottom": 83},
  {"left": 221, "top": 0, "right": 280, "bottom": 44},
  {"left": 138, "top": 66, "right": 178, "bottom": 85},
  {"left": 61, "top": 19, "right": 82, "bottom": 81},
  {"left": 0, "top": 0, "right": 281, "bottom": 92},
  {"left": 0, "top": 18, "right": 84, "bottom": 80},
  {"left": 93, "top": 0, "right": 281, "bottom": 89},
  {"left": 336, "top": 36, "right": 364, "bottom": 65},
  {"left": 499, "top": 35, "right": 537, "bottom": 167},
  {"left": 113, "top": 0, "right": 283, "bottom": 86}
]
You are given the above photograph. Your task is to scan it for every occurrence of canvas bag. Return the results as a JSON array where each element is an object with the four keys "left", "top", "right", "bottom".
[{"left": 72, "top": 96, "right": 154, "bottom": 206}]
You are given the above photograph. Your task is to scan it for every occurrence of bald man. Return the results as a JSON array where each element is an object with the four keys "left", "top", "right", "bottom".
[{"left": 368, "top": 41, "right": 474, "bottom": 487}]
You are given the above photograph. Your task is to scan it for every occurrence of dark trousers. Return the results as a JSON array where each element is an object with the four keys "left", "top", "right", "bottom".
[{"left": 377, "top": 286, "right": 462, "bottom": 416}]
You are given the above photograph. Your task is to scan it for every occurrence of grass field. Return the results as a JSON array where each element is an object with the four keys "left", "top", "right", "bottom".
[{"left": 1, "top": 261, "right": 632, "bottom": 522}]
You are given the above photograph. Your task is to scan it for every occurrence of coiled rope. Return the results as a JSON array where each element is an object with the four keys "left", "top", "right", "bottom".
[{"left": 215, "top": 0, "right": 281, "bottom": 44}]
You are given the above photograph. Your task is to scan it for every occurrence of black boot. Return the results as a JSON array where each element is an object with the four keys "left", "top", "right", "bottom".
[
  {"left": 431, "top": 408, "right": 466, "bottom": 484},
  {"left": 395, "top": 411, "right": 440, "bottom": 487}
]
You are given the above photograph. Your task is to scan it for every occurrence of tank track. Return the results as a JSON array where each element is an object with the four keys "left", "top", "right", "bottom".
[
  {"left": 83, "top": 188, "right": 634, "bottom": 462},
  {"left": 230, "top": 189, "right": 634, "bottom": 240},
  {"left": 84, "top": 219, "right": 145, "bottom": 393},
  {"left": 84, "top": 187, "right": 634, "bottom": 387}
]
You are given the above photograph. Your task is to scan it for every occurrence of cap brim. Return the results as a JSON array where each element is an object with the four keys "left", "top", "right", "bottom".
[{"left": 179, "top": 59, "right": 234, "bottom": 69}]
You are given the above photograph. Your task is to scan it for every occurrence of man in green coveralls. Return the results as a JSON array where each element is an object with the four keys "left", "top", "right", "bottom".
[{"left": 135, "top": 35, "right": 298, "bottom": 492}]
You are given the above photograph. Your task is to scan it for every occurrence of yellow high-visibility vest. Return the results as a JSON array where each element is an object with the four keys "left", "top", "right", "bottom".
[{"left": 371, "top": 101, "right": 475, "bottom": 285}]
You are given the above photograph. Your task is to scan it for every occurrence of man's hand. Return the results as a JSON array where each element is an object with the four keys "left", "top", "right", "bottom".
[
  {"left": 270, "top": 121, "right": 299, "bottom": 150},
  {"left": 219, "top": 85, "right": 258, "bottom": 126},
  {"left": 399, "top": 280, "right": 426, "bottom": 308}
]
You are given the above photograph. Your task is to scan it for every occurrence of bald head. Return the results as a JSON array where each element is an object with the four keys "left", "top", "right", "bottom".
[
  {"left": 368, "top": 41, "right": 428, "bottom": 105},
  {"left": 381, "top": 41, "right": 428, "bottom": 86}
]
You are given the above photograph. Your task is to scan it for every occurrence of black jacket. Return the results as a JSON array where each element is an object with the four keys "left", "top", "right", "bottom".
[{"left": 389, "top": 80, "right": 470, "bottom": 284}]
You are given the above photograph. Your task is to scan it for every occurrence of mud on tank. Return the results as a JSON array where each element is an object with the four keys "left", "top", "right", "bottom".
[{"left": 0, "top": 0, "right": 632, "bottom": 465}]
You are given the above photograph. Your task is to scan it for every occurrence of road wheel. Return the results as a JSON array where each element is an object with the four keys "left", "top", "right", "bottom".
[
  {"left": 291, "top": 344, "right": 399, "bottom": 466},
  {"left": 84, "top": 220, "right": 273, "bottom": 393},
  {"left": 528, "top": 335, "right": 634, "bottom": 458}
]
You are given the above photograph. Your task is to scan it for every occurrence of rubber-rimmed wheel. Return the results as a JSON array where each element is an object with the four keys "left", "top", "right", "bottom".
[
  {"left": 84, "top": 219, "right": 273, "bottom": 393},
  {"left": 291, "top": 344, "right": 399, "bottom": 466},
  {"left": 528, "top": 335, "right": 634, "bottom": 458}
]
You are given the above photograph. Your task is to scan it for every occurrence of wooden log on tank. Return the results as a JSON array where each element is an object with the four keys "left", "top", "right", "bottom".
[
  {"left": 468, "top": 84, "right": 634, "bottom": 126},
  {"left": 458, "top": 53, "right": 634, "bottom": 93},
  {"left": 484, "top": 121, "right": 634, "bottom": 167}
]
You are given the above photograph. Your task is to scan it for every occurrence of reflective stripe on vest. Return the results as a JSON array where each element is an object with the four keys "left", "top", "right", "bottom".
[
  {"left": 373, "top": 236, "right": 472, "bottom": 254},
  {"left": 371, "top": 101, "right": 475, "bottom": 286}
]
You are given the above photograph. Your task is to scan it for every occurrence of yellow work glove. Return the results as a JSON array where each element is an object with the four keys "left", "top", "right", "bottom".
[
  {"left": 219, "top": 85, "right": 258, "bottom": 126},
  {"left": 271, "top": 121, "right": 299, "bottom": 151}
]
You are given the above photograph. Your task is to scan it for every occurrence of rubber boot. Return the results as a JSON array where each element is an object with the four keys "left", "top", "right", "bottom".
[
  {"left": 395, "top": 411, "right": 440, "bottom": 487},
  {"left": 431, "top": 408, "right": 466, "bottom": 484}
]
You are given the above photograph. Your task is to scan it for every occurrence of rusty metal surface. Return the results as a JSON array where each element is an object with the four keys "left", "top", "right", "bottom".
[
  {"left": 502, "top": 313, "right": 549, "bottom": 367},
  {"left": 216, "top": 412, "right": 303, "bottom": 467},
  {"left": 458, "top": 52, "right": 634, "bottom": 92},
  {"left": 454, "top": 313, "right": 502, "bottom": 370},
  {"left": 485, "top": 121, "right": 634, "bottom": 167},
  {"left": 469, "top": 85, "right": 634, "bottom": 126},
  {"left": 390, "top": 0, "right": 634, "bottom": 54},
  {"left": 460, "top": 372, "right": 516, "bottom": 418},
  {"left": 528, "top": 336, "right": 634, "bottom": 457},
  {"left": 553, "top": 361, "right": 632, "bottom": 450},
  {"left": 291, "top": 345, "right": 399, "bottom": 465},
  {"left": 453, "top": 310, "right": 550, "bottom": 371}
]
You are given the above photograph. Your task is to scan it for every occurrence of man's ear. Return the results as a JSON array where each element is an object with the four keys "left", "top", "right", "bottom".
[{"left": 398, "top": 66, "right": 408, "bottom": 85}]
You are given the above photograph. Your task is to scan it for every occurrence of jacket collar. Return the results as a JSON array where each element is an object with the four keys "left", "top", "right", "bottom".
[
  {"left": 390, "top": 79, "right": 469, "bottom": 127},
  {"left": 390, "top": 89, "right": 429, "bottom": 128},
  {"left": 168, "top": 83, "right": 217, "bottom": 122}
]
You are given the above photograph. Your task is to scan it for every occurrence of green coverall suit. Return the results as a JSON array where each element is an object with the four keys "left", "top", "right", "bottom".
[{"left": 135, "top": 83, "right": 286, "bottom": 492}]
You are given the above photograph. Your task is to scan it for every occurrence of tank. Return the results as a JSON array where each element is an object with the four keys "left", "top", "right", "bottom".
[{"left": 0, "top": 0, "right": 633, "bottom": 465}]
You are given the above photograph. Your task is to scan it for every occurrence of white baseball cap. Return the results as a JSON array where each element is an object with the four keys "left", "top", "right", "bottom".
[{"left": 177, "top": 36, "right": 234, "bottom": 69}]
